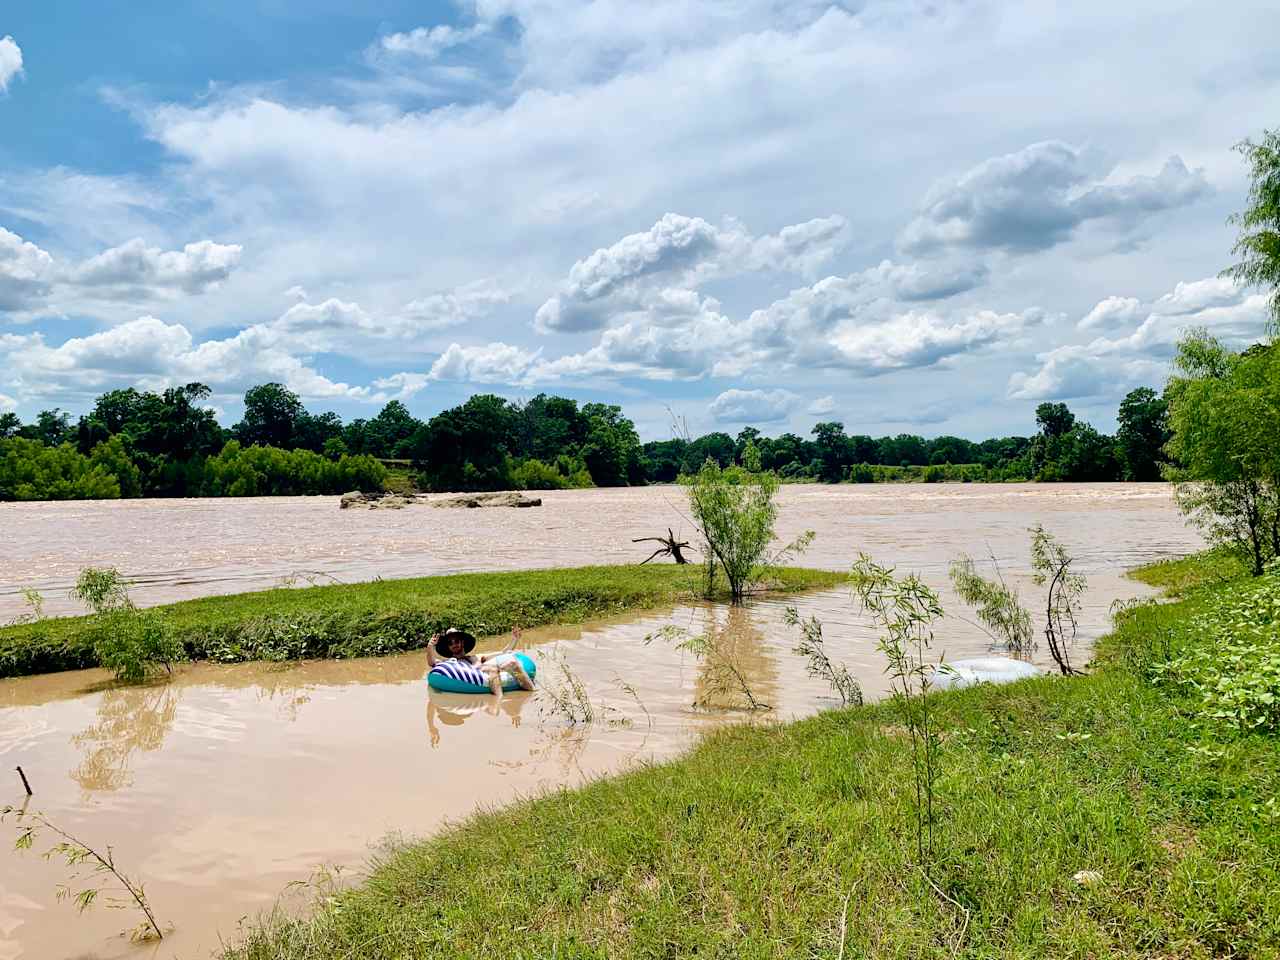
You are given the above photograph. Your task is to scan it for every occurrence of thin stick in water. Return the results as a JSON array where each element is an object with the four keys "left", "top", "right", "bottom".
[{"left": 16, "top": 766, "right": 32, "bottom": 797}]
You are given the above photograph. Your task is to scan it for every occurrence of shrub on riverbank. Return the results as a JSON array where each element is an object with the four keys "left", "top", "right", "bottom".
[
  {"left": 0, "top": 437, "right": 125, "bottom": 500},
  {"left": 199, "top": 441, "right": 386, "bottom": 496},
  {"left": 0, "top": 565, "right": 843, "bottom": 679},
  {"left": 1146, "top": 561, "right": 1280, "bottom": 733},
  {"left": 0, "top": 435, "right": 387, "bottom": 501},
  {"left": 220, "top": 553, "right": 1280, "bottom": 959}
]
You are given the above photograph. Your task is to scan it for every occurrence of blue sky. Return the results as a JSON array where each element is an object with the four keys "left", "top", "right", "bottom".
[{"left": 1, "top": 1, "right": 1276, "bottom": 440}]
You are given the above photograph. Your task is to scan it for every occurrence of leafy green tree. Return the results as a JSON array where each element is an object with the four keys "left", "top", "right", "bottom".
[
  {"left": 581, "top": 402, "right": 645, "bottom": 486},
  {"left": 294, "top": 411, "right": 345, "bottom": 454},
  {"left": 0, "top": 412, "right": 20, "bottom": 439},
  {"left": 848, "top": 434, "right": 878, "bottom": 464},
  {"left": 19, "top": 409, "right": 73, "bottom": 447},
  {"left": 641, "top": 438, "right": 688, "bottom": 483},
  {"left": 1061, "top": 423, "right": 1121, "bottom": 481},
  {"left": 683, "top": 449, "right": 796, "bottom": 603},
  {"left": 115, "top": 384, "right": 225, "bottom": 495},
  {"left": 1116, "top": 387, "right": 1170, "bottom": 481},
  {"left": 927, "top": 435, "right": 976, "bottom": 465},
  {"left": 977, "top": 436, "right": 1031, "bottom": 473},
  {"left": 74, "top": 415, "right": 111, "bottom": 454},
  {"left": 410, "top": 394, "right": 518, "bottom": 491},
  {"left": 1222, "top": 128, "right": 1280, "bottom": 333},
  {"left": 343, "top": 418, "right": 372, "bottom": 455},
  {"left": 877, "top": 433, "right": 927, "bottom": 467},
  {"left": 89, "top": 388, "right": 146, "bottom": 434},
  {"left": 89, "top": 437, "right": 143, "bottom": 498},
  {"left": 515, "top": 394, "right": 590, "bottom": 461},
  {"left": 235, "top": 383, "right": 305, "bottom": 449},
  {"left": 734, "top": 427, "right": 761, "bottom": 462},
  {"left": 366, "top": 400, "right": 422, "bottom": 458},
  {"left": 1166, "top": 332, "right": 1280, "bottom": 574},
  {"left": 81, "top": 384, "right": 223, "bottom": 488},
  {"left": 756, "top": 432, "right": 805, "bottom": 472},
  {"left": 1035, "top": 402, "right": 1076, "bottom": 439},
  {"left": 681, "top": 431, "right": 735, "bottom": 473},
  {"left": 1025, "top": 402, "right": 1119, "bottom": 481},
  {"left": 811, "top": 421, "right": 852, "bottom": 482}
]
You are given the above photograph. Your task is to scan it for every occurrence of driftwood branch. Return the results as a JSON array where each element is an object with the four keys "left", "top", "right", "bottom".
[{"left": 632, "top": 528, "right": 694, "bottom": 565}]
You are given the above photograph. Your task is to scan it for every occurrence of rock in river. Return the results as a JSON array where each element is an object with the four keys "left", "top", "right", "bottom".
[
  {"left": 340, "top": 491, "right": 413, "bottom": 509},
  {"left": 339, "top": 490, "right": 542, "bottom": 510},
  {"left": 430, "top": 491, "right": 542, "bottom": 509}
]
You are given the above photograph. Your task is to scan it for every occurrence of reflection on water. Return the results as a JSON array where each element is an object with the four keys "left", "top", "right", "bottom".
[
  {"left": 682, "top": 604, "right": 780, "bottom": 711},
  {"left": 427, "top": 690, "right": 530, "bottom": 748},
  {"left": 0, "top": 484, "right": 1203, "bottom": 960},
  {"left": 71, "top": 684, "right": 179, "bottom": 792}
]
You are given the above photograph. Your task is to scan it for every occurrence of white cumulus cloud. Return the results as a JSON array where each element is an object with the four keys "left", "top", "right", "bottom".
[
  {"left": 0, "top": 36, "right": 22, "bottom": 94},
  {"left": 71, "top": 238, "right": 243, "bottom": 297},
  {"left": 397, "top": 279, "right": 510, "bottom": 333},
  {"left": 430, "top": 341, "right": 542, "bottom": 383},
  {"left": 900, "top": 141, "right": 1209, "bottom": 256},
  {"left": 534, "top": 212, "right": 845, "bottom": 333},
  {"left": 1009, "top": 277, "right": 1269, "bottom": 401},
  {"left": 709, "top": 388, "right": 800, "bottom": 423},
  {"left": 380, "top": 23, "right": 491, "bottom": 59},
  {"left": 1078, "top": 296, "right": 1143, "bottom": 331},
  {"left": 0, "top": 316, "right": 379, "bottom": 405},
  {"left": 0, "top": 227, "right": 55, "bottom": 311}
]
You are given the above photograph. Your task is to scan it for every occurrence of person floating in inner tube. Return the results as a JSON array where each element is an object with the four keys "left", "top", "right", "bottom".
[{"left": 427, "top": 626, "right": 535, "bottom": 698}]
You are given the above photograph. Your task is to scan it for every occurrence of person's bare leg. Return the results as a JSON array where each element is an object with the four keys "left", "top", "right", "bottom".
[{"left": 507, "top": 660, "right": 535, "bottom": 691}]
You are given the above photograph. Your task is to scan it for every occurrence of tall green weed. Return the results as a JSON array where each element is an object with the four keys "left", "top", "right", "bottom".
[{"left": 71, "top": 568, "right": 181, "bottom": 683}]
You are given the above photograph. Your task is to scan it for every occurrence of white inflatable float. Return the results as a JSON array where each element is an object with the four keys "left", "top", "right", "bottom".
[{"left": 931, "top": 656, "right": 1043, "bottom": 690}]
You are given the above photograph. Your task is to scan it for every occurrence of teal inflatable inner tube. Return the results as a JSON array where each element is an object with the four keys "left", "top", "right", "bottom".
[{"left": 427, "top": 652, "right": 537, "bottom": 694}]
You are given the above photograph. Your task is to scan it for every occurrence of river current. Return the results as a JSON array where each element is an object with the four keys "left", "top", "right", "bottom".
[{"left": 0, "top": 484, "right": 1201, "bottom": 959}]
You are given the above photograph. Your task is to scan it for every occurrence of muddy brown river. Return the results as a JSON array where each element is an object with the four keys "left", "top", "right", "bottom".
[{"left": 0, "top": 484, "right": 1201, "bottom": 959}]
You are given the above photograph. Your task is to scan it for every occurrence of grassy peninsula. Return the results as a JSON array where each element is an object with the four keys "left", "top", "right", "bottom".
[
  {"left": 220, "top": 552, "right": 1280, "bottom": 959},
  {"left": 0, "top": 565, "right": 844, "bottom": 679}
]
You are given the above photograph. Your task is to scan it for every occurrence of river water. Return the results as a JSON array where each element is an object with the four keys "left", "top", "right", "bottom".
[{"left": 0, "top": 484, "right": 1201, "bottom": 959}]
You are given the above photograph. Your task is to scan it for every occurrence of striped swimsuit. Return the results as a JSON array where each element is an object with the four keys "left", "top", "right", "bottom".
[{"left": 429, "top": 656, "right": 488, "bottom": 687}]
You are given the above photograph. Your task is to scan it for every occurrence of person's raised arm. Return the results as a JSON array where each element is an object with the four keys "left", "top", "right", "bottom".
[
  {"left": 426, "top": 633, "right": 441, "bottom": 667},
  {"left": 481, "top": 626, "right": 521, "bottom": 664}
]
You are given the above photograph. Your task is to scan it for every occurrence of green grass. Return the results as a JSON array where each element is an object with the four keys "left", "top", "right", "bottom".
[
  {"left": 1128, "top": 547, "right": 1247, "bottom": 596},
  {"left": 0, "top": 565, "right": 844, "bottom": 679},
  {"left": 221, "top": 552, "right": 1280, "bottom": 959},
  {"left": 380, "top": 467, "right": 417, "bottom": 495}
]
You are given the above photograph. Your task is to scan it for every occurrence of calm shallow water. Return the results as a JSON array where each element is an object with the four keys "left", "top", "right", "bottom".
[{"left": 0, "top": 484, "right": 1202, "bottom": 959}]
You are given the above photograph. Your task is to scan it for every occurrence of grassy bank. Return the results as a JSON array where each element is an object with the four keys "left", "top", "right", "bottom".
[
  {"left": 222, "top": 553, "right": 1280, "bottom": 959},
  {"left": 0, "top": 565, "right": 843, "bottom": 679}
]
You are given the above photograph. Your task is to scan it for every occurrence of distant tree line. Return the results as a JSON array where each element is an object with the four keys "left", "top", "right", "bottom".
[
  {"left": 0, "top": 378, "right": 1172, "bottom": 502},
  {"left": 643, "top": 388, "right": 1171, "bottom": 485}
]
